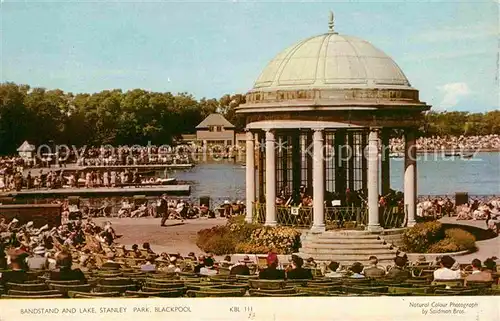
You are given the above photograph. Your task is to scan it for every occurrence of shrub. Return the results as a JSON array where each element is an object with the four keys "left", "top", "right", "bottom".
[
  {"left": 401, "top": 221, "right": 445, "bottom": 253},
  {"left": 445, "top": 228, "right": 476, "bottom": 251},
  {"left": 196, "top": 218, "right": 302, "bottom": 255},
  {"left": 428, "top": 238, "right": 461, "bottom": 253},
  {"left": 196, "top": 226, "right": 238, "bottom": 255}
]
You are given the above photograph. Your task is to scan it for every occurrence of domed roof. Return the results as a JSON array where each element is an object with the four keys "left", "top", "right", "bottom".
[{"left": 253, "top": 32, "right": 411, "bottom": 91}]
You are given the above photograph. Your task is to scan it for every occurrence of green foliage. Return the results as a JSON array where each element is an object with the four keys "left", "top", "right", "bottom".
[
  {"left": 0, "top": 82, "right": 247, "bottom": 154},
  {"left": 196, "top": 218, "right": 301, "bottom": 255},
  {"left": 422, "top": 111, "right": 500, "bottom": 137},
  {"left": 402, "top": 222, "right": 476, "bottom": 253},
  {"left": 401, "top": 221, "right": 445, "bottom": 253}
]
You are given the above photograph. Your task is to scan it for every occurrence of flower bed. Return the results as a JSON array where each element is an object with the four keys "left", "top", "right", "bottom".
[
  {"left": 196, "top": 216, "right": 301, "bottom": 255},
  {"left": 401, "top": 221, "right": 476, "bottom": 253}
]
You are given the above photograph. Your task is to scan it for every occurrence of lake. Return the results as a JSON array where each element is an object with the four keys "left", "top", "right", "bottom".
[{"left": 171, "top": 152, "right": 500, "bottom": 201}]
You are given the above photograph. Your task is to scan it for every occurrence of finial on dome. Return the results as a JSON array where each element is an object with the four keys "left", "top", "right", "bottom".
[{"left": 328, "top": 11, "right": 335, "bottom": 33}]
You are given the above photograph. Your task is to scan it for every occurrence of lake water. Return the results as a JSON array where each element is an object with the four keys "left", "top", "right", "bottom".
[{"left": 171, "top": 152, "right": 499, "bottom": 201}]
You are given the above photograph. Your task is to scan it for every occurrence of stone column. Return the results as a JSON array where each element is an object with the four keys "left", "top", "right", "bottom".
[
  {"left": 245, "top": 131, "right": 255, "bottom": 223},
  {"left": 404, "top": 129, "right": 417, "bottom": 227},
  {"left": 265, "top": 129, "right": 277, "bottom": 226},
  {"left": 381, "top": 129, "right": 391, "bottom": 196},
  {"left": 367, "top": 129, "right": 382, "bottom": 232},
  {"left": 312, "top": 129, "right": 325, "bottom": 232}
]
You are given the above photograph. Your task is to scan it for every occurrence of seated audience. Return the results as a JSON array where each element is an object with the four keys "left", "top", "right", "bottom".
[
  {"left": 27, "top": 245, "right": 48, "bottom": 270},
  {"left": 304, "top": 257, "right": 317, "bottom": 269},
  {"left": 259, "top": 252, "right": 285, "bottom": 280},
  {"left": 324, "top": 261, "right": 343, "bottom": 278},
  {"left": 386, "top": 256, "right": 411, "bottom": 280},
  {"left": 230, "top": 255, "right": 252, "bottom": 276},
  {"left": 465, "top": 259, "right": 493, "bottom": 285},
  {"left": 286, "top": 255, "right": 313, "bottom": 280},
  {"left": 483, "top": 258, "right": 497, "bottom": 274},
  {"left": 101, "top": 252, "right": 122, "bottom": 270},
  {"left": 363, "top": 256, "right": 386, "bottom": 278},
  {"left": 433, "top": 255, "right": 462, "bottom": 280},
  {"left": 49, "top": 251, "right": 87, "bottom": 283},
  {"left": 0, "top": 249, "right": 28, "bottom": 285},
  {"left": 130, "top": 244, "right": 142, "bottom": 258},
  {"left": 349, "top": 262, "right": 365, "bottom": 278},
  {"left": 140, "top": 256, "right": 157, "bottom": 272}
]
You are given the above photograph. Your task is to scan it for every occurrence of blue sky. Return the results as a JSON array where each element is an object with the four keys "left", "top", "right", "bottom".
[{"left": 1, "top": 0, "right": 498, "bottom": 112}]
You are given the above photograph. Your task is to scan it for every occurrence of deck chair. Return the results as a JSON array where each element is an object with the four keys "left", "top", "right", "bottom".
[
  {"left": 46, "top": 279, "right": 83, "bottom": 285},
  {"left": 1, "top": 294, "right": 63, "bottom": 299},
  {"left": 186, "top": 289, "right": 246, "bottom": 297},
  {"left": 143, "top": 281, "right": 186, "bottom": 290},
  {"left": 95, "top": 284, "right": 137, "bottom": 293},
  {"left": 125, "top": 289, "right": 184, "bottom": 298},
  {"left": 69, "top": 291, "right": 121, "bottom": 298},
  {"left": 6, "top": 283, "right": 48, "bottom": 292},
  {"left": 210, "top": 283, "right": 249, "bottom": 291},
  {"left": 434, "top": 288, "right": 479, "bottom": 296},
  {"left": 432, "top": 279, "right": 464, "bottom": 289},
  {"left": 285, "top": 279, "right": 310, "bottom": 287},
  {"left": 249, "top": 287, "right": 296, "bottom": 295},
  {"left": 8, "top": 289, "right": 62, "bottom": 296},
  {"left": 98, "top": 277, "right": 134, "bottom": 286},
  {"left": 342, "top": 285, "right": 388, "bottom": 294},
  {"left": 249, "top": 279, "right": 285, "bottom": 290},
  {"left": 388, "top": 286, "right": 430, "bottom": 295},
  {"left": 48, "top": 284, "right": 92, "bottom": 296},
  {"left": 208, "top": 275, "right": 237, "bottom": 283},
  {"left": 249, "top": 291, "right": 308, "bottom": 297}
]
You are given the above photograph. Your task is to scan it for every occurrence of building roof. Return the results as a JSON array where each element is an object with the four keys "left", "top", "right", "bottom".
[
  {"left": 17, "top": 140, "right": 35, "bottom": 152},
  {"left": 196, "top": 114, "right": 235, "bottom": 129},
  {"left": 252, "top": 32, "right": 411, "bottom": 92}
]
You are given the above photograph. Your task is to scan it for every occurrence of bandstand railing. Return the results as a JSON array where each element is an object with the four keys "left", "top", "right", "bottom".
[
  {"left": 252, "top": 203, "right": 405, "bottom": 229},
  {"left": 325, "top": 206, "right": 367, "bottom": 229}
]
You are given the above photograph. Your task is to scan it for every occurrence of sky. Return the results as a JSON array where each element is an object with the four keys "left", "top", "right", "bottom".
[{"left": 1, "top": 0, "right": 498, "bottom": 112}]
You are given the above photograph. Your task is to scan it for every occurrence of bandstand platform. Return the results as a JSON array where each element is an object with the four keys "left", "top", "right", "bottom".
[{"left": 236, "top": 13, "right": 431, "bottom": 262}]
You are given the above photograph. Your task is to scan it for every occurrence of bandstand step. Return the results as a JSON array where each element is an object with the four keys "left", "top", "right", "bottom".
[
  {"left": 296, "top": 253, "right": 396, "bottom": 262},
  {"left": 312, "top": 239, "right": 386, "bottom": 245},
  {"left": 300, "top": 247, "right": 397, "bottom": 255},
  {"left": 302, "top": 243, "right": 393, "bottom": 250}
]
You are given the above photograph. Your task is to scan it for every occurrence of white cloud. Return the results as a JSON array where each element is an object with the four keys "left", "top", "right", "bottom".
[
  {"left": 414, "top": 22, "right": 497, "bottom": 43},
  {"left": 437, "top": 82, "right": 471, "bottom": 109}
]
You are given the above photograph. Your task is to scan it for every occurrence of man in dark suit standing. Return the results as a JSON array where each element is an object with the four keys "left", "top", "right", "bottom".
[
  {"left": 159, "top": 195, "right": 169, "bottom": 226},
  {"left": 259, "top": 252, "right": 285, "bottom": 280}
]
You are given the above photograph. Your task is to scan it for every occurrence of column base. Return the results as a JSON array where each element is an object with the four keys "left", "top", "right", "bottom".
[
  {"left": 264, "top": 221, "right": 277, "bottom": 227},
  {"left": 310, "top": 224, "right": 326, "bottom": 233},
  {"left": 407, "top": 220, "right": 416, "bottom": 227},
  {"left": 367, "top": 224, "right": 384, "bottom": 233}
]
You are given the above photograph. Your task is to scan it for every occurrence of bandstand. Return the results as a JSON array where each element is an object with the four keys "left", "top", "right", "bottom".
[{"left": 237, "top": 13, "right": 431, "bottom": 234}]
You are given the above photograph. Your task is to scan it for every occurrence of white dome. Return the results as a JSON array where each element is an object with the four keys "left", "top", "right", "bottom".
[{"left": 253, "top": 32, "right": 411, "bottom": 91}]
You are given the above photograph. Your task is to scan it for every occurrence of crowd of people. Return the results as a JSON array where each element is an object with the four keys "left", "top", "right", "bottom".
[
  {"left": 0, "top": 214, "right": 497, "bottom": 297},
  {"left": 390, "top": 135, "right": 500, "bottom": 152},
  {"left": 0, "top": 167, "right": 177, "bottom": 192}
]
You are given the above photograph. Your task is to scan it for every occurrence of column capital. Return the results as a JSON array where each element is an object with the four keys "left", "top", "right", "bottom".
[
  {"left": 312, "top": 127, "right": 324, "bottom": 133},
  {"left": 265, "top": 129, "right": 275, "bottom": 141},
  {"left": 245, "top": 131, "right": 253, "bottom": 140}
]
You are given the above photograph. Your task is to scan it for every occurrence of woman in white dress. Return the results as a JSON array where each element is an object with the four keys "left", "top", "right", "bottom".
[
  {"left": 110, "top": 171, "right": 116, "bottom": 187},
  {"left": 103, "top": 171, "right": 109, "bottom": 187}
]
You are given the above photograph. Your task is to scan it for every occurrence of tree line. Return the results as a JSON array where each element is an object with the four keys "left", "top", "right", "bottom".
[{"left": 0, "top": 82, "right": 498, "bottom": 154}]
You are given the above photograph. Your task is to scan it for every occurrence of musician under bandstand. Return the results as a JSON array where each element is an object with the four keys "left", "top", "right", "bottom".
[{"left": 236, "top": 13, "right": 430, "bottom": 233}]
